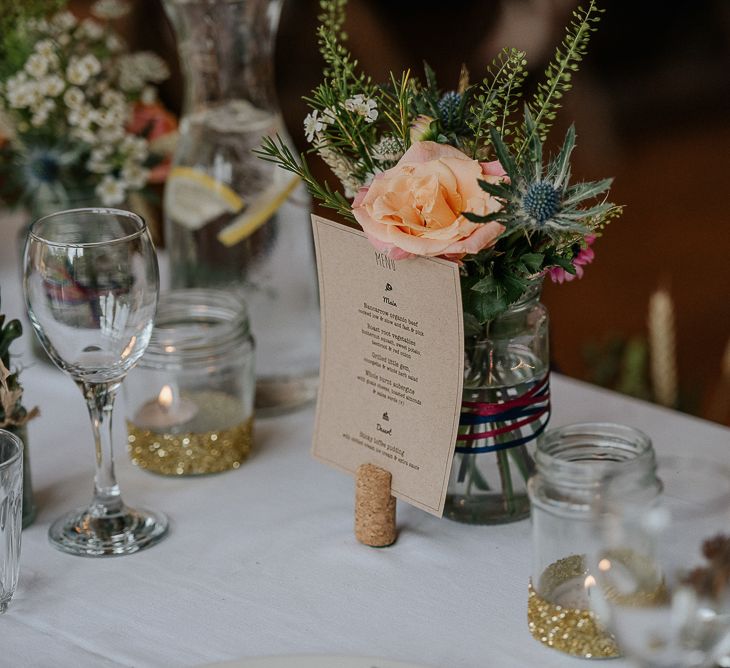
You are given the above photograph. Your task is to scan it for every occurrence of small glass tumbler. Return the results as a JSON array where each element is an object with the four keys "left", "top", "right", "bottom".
[
  {"left": 526, "top": 422, "right": 658, "bottom": 659},
  {"left": 124, "top": 289, "right": 255, "bottom": 476},
  {"left": 0, "top": 429, "right": 23, "bottom": 614}
]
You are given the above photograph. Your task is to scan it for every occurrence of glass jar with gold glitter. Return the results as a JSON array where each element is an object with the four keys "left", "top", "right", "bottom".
[
  {"left": 124, "top": 289, "right": 255, "bottom": 476},
  {"left": 526, "top": 422, "right": 658, "bottom": 659}
]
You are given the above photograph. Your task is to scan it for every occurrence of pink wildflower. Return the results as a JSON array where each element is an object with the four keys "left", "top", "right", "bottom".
[{"left": 548, "top": 234, "right": 596, "bottom": 284}]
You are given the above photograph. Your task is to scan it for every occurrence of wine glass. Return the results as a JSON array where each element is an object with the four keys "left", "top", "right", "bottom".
[
  {"left": 23, "top": 208, "right": 168, "bottom": 556},
  {"left": 594, "top": 455, "right": 730, "bottom": 667}
]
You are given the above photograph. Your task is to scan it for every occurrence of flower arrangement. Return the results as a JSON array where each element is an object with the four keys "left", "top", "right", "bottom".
[
  {"left": 0, "top": 299, "right": 38, "bottom": 432},
  {"left": 259, "top": 0, "right": 623, "bottom": 524},
  {"left": 0, "top": 0, "right": 174, "bottom": 211},
  {"left": 259, "top": 0, "right": 622, "bottom": 328}
]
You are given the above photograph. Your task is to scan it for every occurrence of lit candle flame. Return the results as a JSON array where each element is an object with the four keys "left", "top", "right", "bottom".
[
  {"left": 158, "top": 385, "right": 174, "bottom": 409},
  {"left": 584, "top": 575, "right": 596, "bottom": 589}
]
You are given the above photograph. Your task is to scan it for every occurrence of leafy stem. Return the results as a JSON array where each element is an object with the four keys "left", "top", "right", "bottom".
[{"left": 255, "top": 136, "right": 356, "bottom": 223}]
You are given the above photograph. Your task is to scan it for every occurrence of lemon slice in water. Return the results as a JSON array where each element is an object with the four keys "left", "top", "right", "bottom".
[
  {"left": 217, "top": 174, "right": 300, "bottom": 247},
  {"left": 165, "top": 167, "right": 244, "bottom": 231}
]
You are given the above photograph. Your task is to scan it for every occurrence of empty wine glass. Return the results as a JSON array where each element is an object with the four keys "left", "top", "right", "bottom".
[
  {"left": 594, "top": 455, "right": 730, "bottom": 667},
  {"left": 23, "top": 208, "right": 168, "bottom": 556}
]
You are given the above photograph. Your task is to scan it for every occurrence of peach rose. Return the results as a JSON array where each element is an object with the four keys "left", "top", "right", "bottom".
[{"left": 352, "top": 141, "right": 506, "bottom": 260}]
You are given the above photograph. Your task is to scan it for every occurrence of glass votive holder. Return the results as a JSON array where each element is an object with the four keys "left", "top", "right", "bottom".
[
  {"left": 0, "top": 428, "right": 23, "bottom": 614},
  {"left": 526, "top": 422, "right": 658, "bottom": 659},
  {"left": 124, "top": 289, "right": 255, "bottom": 476}
]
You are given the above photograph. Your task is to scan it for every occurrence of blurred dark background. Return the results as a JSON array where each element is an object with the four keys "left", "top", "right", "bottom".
[{"left": 110, "top": 0, "right": 730, "bottom": 422}]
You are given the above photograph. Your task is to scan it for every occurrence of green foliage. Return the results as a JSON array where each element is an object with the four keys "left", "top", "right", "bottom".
[
  {"left": 0, "top": 295, "right": 25, "bottom": 425},
  {"left": 256, "top": 135, "right": 356, "bottom": 223},
  {"left": 466, "top": 48, "right": 528, "bottom": 158},
  {"left": 258, "top": 0, "right": 619, "bottom": 323},
  {"left": 0, "top": 0, "right": 64, "bottom": 71},
  {"left": 516, "top": 0, "right": 604, "bottom": 155},
  {"left": 378, "top": 71, "right": 413, "bottom": 151},
  {"left": 0, "top": 313, "right": 22, "bottom": 371}
]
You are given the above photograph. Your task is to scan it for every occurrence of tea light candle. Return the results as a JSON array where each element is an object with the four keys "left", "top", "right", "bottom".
[
  {"left": 123, "top": 289, "right": 255, "bottom": 476},
  {"left": 134, "top": 384, "right": 198, "bottom": 431}
]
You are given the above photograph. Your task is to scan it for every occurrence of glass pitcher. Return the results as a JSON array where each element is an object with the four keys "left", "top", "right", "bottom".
[{"left": 163, "top": 0, "right": 320, "bottom": 415}]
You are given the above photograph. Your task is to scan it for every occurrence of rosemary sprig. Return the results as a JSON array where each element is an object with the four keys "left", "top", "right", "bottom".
[{"left": 256, "top": 136, "right": 355, "bottom": 223}]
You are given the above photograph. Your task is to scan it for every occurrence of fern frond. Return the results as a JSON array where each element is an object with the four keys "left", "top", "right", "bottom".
[
  {"left": 466, "top": 47, "right": 528, "bottom": 158},
  {"left": 517, "top": 1, "right": 603, "bottom": 155}
]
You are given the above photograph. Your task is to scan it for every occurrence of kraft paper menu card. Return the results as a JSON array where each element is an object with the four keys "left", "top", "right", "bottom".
[{"left": 311, "top": 215, "right": 464, "bottom": 516}]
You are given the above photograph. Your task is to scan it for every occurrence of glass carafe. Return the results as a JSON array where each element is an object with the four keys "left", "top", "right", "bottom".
[{"left": 163, "top": 0, "right": 320, "bottom": 415}]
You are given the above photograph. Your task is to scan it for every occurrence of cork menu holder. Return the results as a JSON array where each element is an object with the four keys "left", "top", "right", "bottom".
[{"left": 311, "top": 216, "right": 464, "bottom": 546}]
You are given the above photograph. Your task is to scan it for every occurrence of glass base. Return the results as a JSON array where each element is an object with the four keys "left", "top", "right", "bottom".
[
  {"left": 443, "top": 492, "right": 531, "bottom": 525},
  {"left": 48, "top": 505, "right": 168, "bottom": 557},
  {"left": 255, "top": 372, "right": 318, "bottom": 417}
]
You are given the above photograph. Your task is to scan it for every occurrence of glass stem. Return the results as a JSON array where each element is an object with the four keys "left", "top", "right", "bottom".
[{"left": 78, "top": 380, "right": 124, "bottom": 517}]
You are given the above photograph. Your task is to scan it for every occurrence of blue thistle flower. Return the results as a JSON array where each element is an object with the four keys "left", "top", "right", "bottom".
[
  {"left": 522, "top": 181, "right": 561, "bottom": 225},
  {"left": 438, "top": 91, "right": 462, "bottom": 129},
  {"left": 465, "top": 109, "right": 615, "bottom": 240},
  {"left": 11, "top": 143, "right": 81, "bottom": 205},
  {"left": 27, "top": 151, "right": 62, "bottom": 184}
]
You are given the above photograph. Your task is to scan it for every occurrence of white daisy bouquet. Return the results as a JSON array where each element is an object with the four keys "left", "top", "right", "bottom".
[
  {"left": 0, "top": 0, "right": 171, "bottom": 210},
  {"left": 259, "top": 0, "right": 622, "bottom": 328}
]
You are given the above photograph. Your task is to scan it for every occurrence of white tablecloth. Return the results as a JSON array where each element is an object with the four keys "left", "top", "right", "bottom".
[{"left": 1, "top": 212, "right": 729, "bottom": 667}]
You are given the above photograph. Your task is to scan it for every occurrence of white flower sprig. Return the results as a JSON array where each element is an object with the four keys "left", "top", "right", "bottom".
[{"left": 0, "top": 0, "right": 171, "bottom": 207}]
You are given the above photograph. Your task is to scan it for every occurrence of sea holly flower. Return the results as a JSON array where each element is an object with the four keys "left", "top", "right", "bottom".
[
  {"left": 466, "top": 109, "right": 614, "bottom": 240},
  {"left": 437, "top": 91, "right": 462, "bottom": 131},
  {"left": 15, "top": 143, "right": 79, "bottom": 199}
]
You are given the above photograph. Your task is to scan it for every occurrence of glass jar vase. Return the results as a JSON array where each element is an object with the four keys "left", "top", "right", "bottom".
[
  {"left": 124, "top": 289, "right": 255, "bottom": 476},
  {"left": 162, "top": 0, "right": 320, "bottom": 415},
  {"left": 444, "top": 282, "right": 549, "bottom": 524},
  {"left": 526, "top": 422, "right": 658, "bottom": 659}
]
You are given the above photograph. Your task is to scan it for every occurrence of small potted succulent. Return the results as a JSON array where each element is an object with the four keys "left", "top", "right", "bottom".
[{"left": 0, "top": 294, "right": 39, "bottom": 527}]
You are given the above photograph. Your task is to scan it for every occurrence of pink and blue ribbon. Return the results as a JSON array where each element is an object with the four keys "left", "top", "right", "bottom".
[{"left": 454, "top": 374, "right": 551, "bottom": 454}]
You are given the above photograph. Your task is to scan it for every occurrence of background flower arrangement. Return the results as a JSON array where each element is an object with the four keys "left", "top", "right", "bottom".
[
  {"left": 0, "top": 0, "right": 174, "bottom": 212},
  {"left": 260, "top": 0, "right": 622, "bottom": 330},
  {"left": 0, "top": 301, "right": 38, "bottom": 433}
]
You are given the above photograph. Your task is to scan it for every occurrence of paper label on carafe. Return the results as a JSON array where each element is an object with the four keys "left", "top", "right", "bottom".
[{"left": 165, "top": 166, "right": 244, "bottom": 231}]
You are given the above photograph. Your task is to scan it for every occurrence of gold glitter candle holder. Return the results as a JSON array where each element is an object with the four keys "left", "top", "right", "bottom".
[
  {"left": 124, "top": 289, "right": 255, "bottom": 476},
  {"left": 526, "top": 423, "right": 658, "bottom": 659}
]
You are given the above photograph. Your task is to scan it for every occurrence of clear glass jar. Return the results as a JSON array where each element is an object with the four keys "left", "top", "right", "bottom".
[
  {"left": 526, "top": 422, "right": 658, "bottom": 659},
  {"left": 8, "top": 426, "right": 36, "bottom": 529},
  {"left": 445, "top": 281, "right": 549, "bottom": 524},
  {"left": 162, "top": 0, "right": 320, "bottom": 415},
  {"left": 124, "top": 289, "right": 255, "bottom": 475}
]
